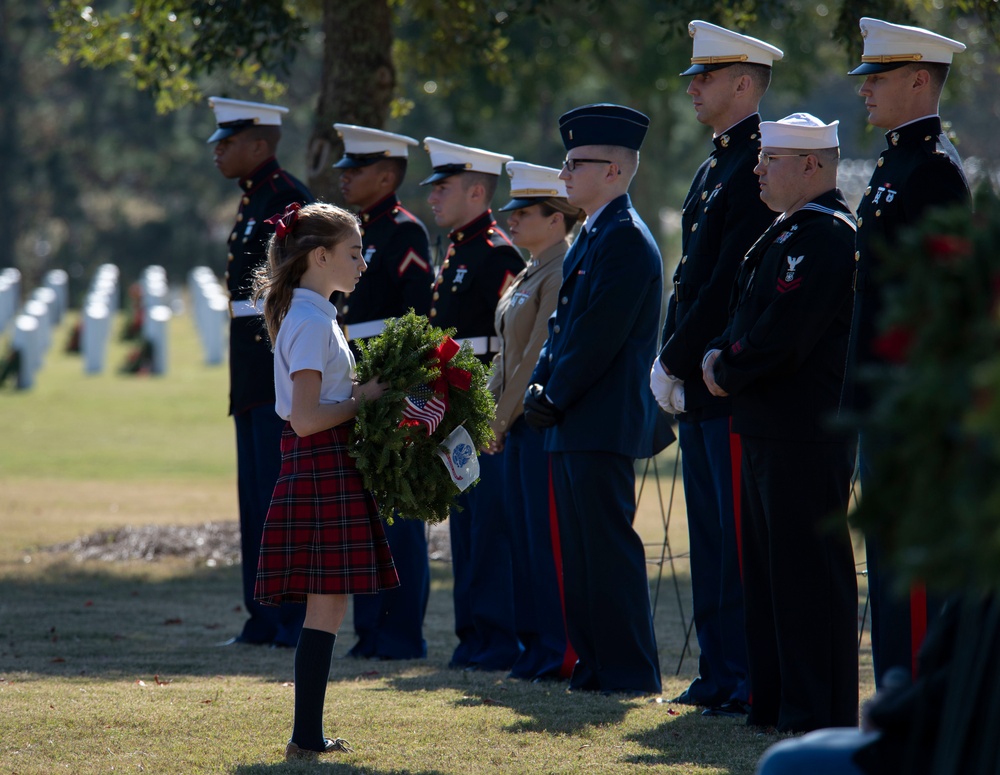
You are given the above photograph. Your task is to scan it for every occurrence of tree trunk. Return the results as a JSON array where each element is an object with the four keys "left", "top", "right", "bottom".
[
  {"left": 306, "top": 0, "right": 395, "bottom": 202},
  {"left": 0, "top": 0, "right": 20, "bottom": 264}
]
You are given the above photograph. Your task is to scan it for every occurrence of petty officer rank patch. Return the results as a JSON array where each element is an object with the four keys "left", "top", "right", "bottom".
[
  {"left": 454, "top": 266, "right": 468, "bottom": 284},
  {"left": 243, "top": 218, "right": 256, "bottom": 237},
  {"left": 777, "top": 255, "right": 805, "bottom": 293},
  {"left": 364, "top": 245, "right": 377, "bottom": 264}
]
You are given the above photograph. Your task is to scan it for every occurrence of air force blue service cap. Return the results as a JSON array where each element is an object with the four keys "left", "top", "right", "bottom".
[
  {"left": 682, "top": 20, "right": 784, "bottom": 77},
  {"left": 760, "top": 113, "right": 840, "bottom": 150},
  {"left": 206, "top": 97, "right": 288, "bottom": 143},
  {"left": 419, "top": 138, "right": 513, "bottom": 186},
  {"left": 333, "top": 124, "right": 419, "bottom": 169},
  {"left": 498, "top": 161, "right": 568, "bottom": 212},
  {"left": 558, "top": 104, "right": 650, "bottom": 151},
  {"left": 848, "top": 17, "right": 966, "bottom": 76}
]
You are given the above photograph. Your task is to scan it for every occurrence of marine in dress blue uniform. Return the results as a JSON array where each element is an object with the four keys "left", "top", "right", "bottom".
[
  {"left": 207, "top": 97, "right": 313, "bottom": 647},
  {"left": 651, "top": 20, "right": 783, "bottom": 716},
  {"left": 704, "top": 114, "right": 859, "bottom": 732},
  {"left": 421, "top": 138, "right": 526, "bottom": 670},
  {"left": 847, "top": 18, "right": 971, "bottom": 688},
  {"left": 525, "top": 104, "right": 674, "bottom": 694},
  {"left": 332, "top": 124, "right": 433, "bottom": 660}
]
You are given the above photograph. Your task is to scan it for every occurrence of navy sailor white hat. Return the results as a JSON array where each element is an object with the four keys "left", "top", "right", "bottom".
[{"left": 760, "top": 113, "right": 840, "bottom": 150}]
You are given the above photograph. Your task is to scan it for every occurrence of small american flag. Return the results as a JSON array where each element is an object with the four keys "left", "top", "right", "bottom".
[{"left": 402, "top": 384, "right": 447, "bottom": 435}]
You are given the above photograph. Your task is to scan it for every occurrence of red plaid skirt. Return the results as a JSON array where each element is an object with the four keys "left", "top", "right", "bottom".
[{"left": 254, "top": 423, "right": 399, "bottom": 605}]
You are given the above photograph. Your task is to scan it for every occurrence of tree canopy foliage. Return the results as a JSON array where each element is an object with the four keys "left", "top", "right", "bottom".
[{"left": 0, "top": 0, "right": 996, "bottom": 306}]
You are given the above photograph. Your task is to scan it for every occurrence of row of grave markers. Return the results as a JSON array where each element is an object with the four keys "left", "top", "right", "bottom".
[{"left": 1, "top": 265, "right": 229, "bottom": 390}]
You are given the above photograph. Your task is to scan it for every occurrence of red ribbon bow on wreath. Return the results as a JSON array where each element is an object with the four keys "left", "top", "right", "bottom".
[
  {"left": 399, "top": 337, "right": 472, "bottom": 435},
  {"left": 264, "top": 202, "right": 302, "bottom": 240}
]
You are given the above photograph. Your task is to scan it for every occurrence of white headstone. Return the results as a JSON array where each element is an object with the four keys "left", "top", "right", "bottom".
[
  {"left": 144, "top": 304, "right": 172, "bottom": 375},
  {"left": 12, "top": 314, "right": 40, "bottom": 389}
]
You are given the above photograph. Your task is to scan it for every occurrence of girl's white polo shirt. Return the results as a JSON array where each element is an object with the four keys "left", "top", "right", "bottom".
[{"left": 273, "top": 287, "right": 355, "bottom": 421}]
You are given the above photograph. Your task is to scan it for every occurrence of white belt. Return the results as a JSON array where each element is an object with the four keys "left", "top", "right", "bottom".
[
  {"left": 229, "top": 299, "right": 263, "bottom": 318},
  {"left": 457, "top": 336, "right": 501, "bottom": 355},
  {"left": 345, "top": 319, "right": 386, "bottom": 340}
]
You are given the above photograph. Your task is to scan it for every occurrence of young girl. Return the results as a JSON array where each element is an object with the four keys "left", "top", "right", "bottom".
[{"left": 251, "top": 202, "right": 397, "bottom": 761}]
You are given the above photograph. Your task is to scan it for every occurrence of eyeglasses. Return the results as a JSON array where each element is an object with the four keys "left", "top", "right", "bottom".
[
  {"left": 561, "top": 158, "right": 612, "bottom": 172},
  {"left": 757, "top": 151, "right": 820, "bottom": 167}
]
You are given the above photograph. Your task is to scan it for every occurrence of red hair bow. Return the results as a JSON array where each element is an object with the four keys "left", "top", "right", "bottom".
[{"left": 265, "top": 202, "right": 302, "bottom": 239}]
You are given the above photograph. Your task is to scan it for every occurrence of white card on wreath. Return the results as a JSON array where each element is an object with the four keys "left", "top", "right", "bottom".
[{"left": 436, "top": 425, "right": 480, "bottom": 492}]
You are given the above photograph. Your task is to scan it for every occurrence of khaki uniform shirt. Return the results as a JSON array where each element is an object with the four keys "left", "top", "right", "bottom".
[{"left": 488, "top": 240, "right": 568, "bottom": 437}]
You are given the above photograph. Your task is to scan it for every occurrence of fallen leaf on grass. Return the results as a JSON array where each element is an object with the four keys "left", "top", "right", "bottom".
[
  {"left": 282, "top": 682, "right": 294, "bottom": 687},
  {"left": 153, "top": 675, "right": 171, "bottom": 686},
  {"left": 666, "top": 708, "right": 680, "bottom": 716},
  {"left": 200, "top": 699, "right": 212, "bottom": 704},
  {"left": 163, "top": 618, "right": 182, "bottom": 626},
  {"left": 136, "top": 680, "right": 146, "bottom": 687},
  {"left": 482, "top": 698, "right": 503, "bottom": 706}
]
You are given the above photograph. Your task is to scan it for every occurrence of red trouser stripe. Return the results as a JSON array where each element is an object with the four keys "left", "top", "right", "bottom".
[
  {"left": 729, "top": 421, "right": 744, "bottom": 581},
  {"left": 910, "top": 583, "right": 928, "bottom": 678},
  {"left": 548, "top": 457, "right": 579, "bottom": 679}
]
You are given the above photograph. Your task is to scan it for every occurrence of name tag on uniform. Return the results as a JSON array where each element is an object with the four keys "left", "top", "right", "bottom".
[
  {"left": 511, "top": 290, "right": 531, "bottom": 307},
  {"left": 244, "top": 218, "right": 256, "bottom": 237}
]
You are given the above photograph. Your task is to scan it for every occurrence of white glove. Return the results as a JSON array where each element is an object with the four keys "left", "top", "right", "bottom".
[
  {"left": 667, "top": 381, "right": 685, "bottom": 414},
  {"left": 650, "top": 359, "right": 685, "bottom": 415}
]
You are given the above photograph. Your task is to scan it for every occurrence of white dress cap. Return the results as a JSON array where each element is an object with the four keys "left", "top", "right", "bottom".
[
  {"left": 333, "top": 124, "right": 418, "bottom": 168},
  {"left": 334, "top": 124, "right": 418, "bottom": 158},
  {"left": 760, "top": 113, "right": 839, "bottom": 150},
  {"left": 207, "top": 97, "right": 288, "bottom": 143},
  {"left": 506, "top": 162, "right": 567, "bottom": 199},
  {"left": 208, "top": 97, "right": 287, "bottom": 126},
  {"left": 683, "top": 20, "right": 784, "bottom": 75},
  {"left": 498, "top": 161, "right": 568, "bottom": 211},
  {"left": 852, "top": 17, "right": 966, "bottom": 74},
  {"left": 420, "top": 137, "right": 513, "bottom": 185}
]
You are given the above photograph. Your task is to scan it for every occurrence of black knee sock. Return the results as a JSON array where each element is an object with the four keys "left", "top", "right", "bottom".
[{"left": 291, "top": 628, "right": 336, "bottom": 750}]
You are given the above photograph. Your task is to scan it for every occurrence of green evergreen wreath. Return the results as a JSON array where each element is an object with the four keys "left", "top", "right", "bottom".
[
  {"left": 350, "top": 311, "right": 495, "bottom": 524},
  {"left": 852, "top": 189, "right": 1000, "bottom": 592}
]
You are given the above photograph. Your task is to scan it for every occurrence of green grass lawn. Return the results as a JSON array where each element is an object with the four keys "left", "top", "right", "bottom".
[{"left": 0, "top": 303, "right": 873, "bottom": 774}]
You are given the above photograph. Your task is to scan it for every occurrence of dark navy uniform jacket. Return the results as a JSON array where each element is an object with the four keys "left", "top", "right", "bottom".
[
  {"left": 660, "top": 114, "right": 776, "bottom": 420},
  {"left": 854, "top": 117, "right": 970, "bottom": 391},
  {"left": 341, "top": 192, "right": 432, "bottom": 325},
  {"left": 226, "top": 156, "right": 313, "bottom": 415},
  {"left": 532, "top": 194, "right": 674, "bottom": 458},
  {"left": 709, "top": 189, "right": 857, "bottom": 441},
  {"left": 429, "top": 210, "right": 524, "bottom": 356}
]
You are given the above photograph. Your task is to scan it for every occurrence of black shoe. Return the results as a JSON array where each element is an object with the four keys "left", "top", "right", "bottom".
[
  {"left": 669, "top": 690, "right": 713, "bottom": 706},
  {"left": 285, "top": 737, "right": 353, "bottom": 761},
  {"left": 702, "top": 699, "right": 751, "bottom": 717}
]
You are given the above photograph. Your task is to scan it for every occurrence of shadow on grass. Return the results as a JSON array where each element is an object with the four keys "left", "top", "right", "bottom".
[{"left": 234, "top": 764, "right": 448, "bottom": 775}]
